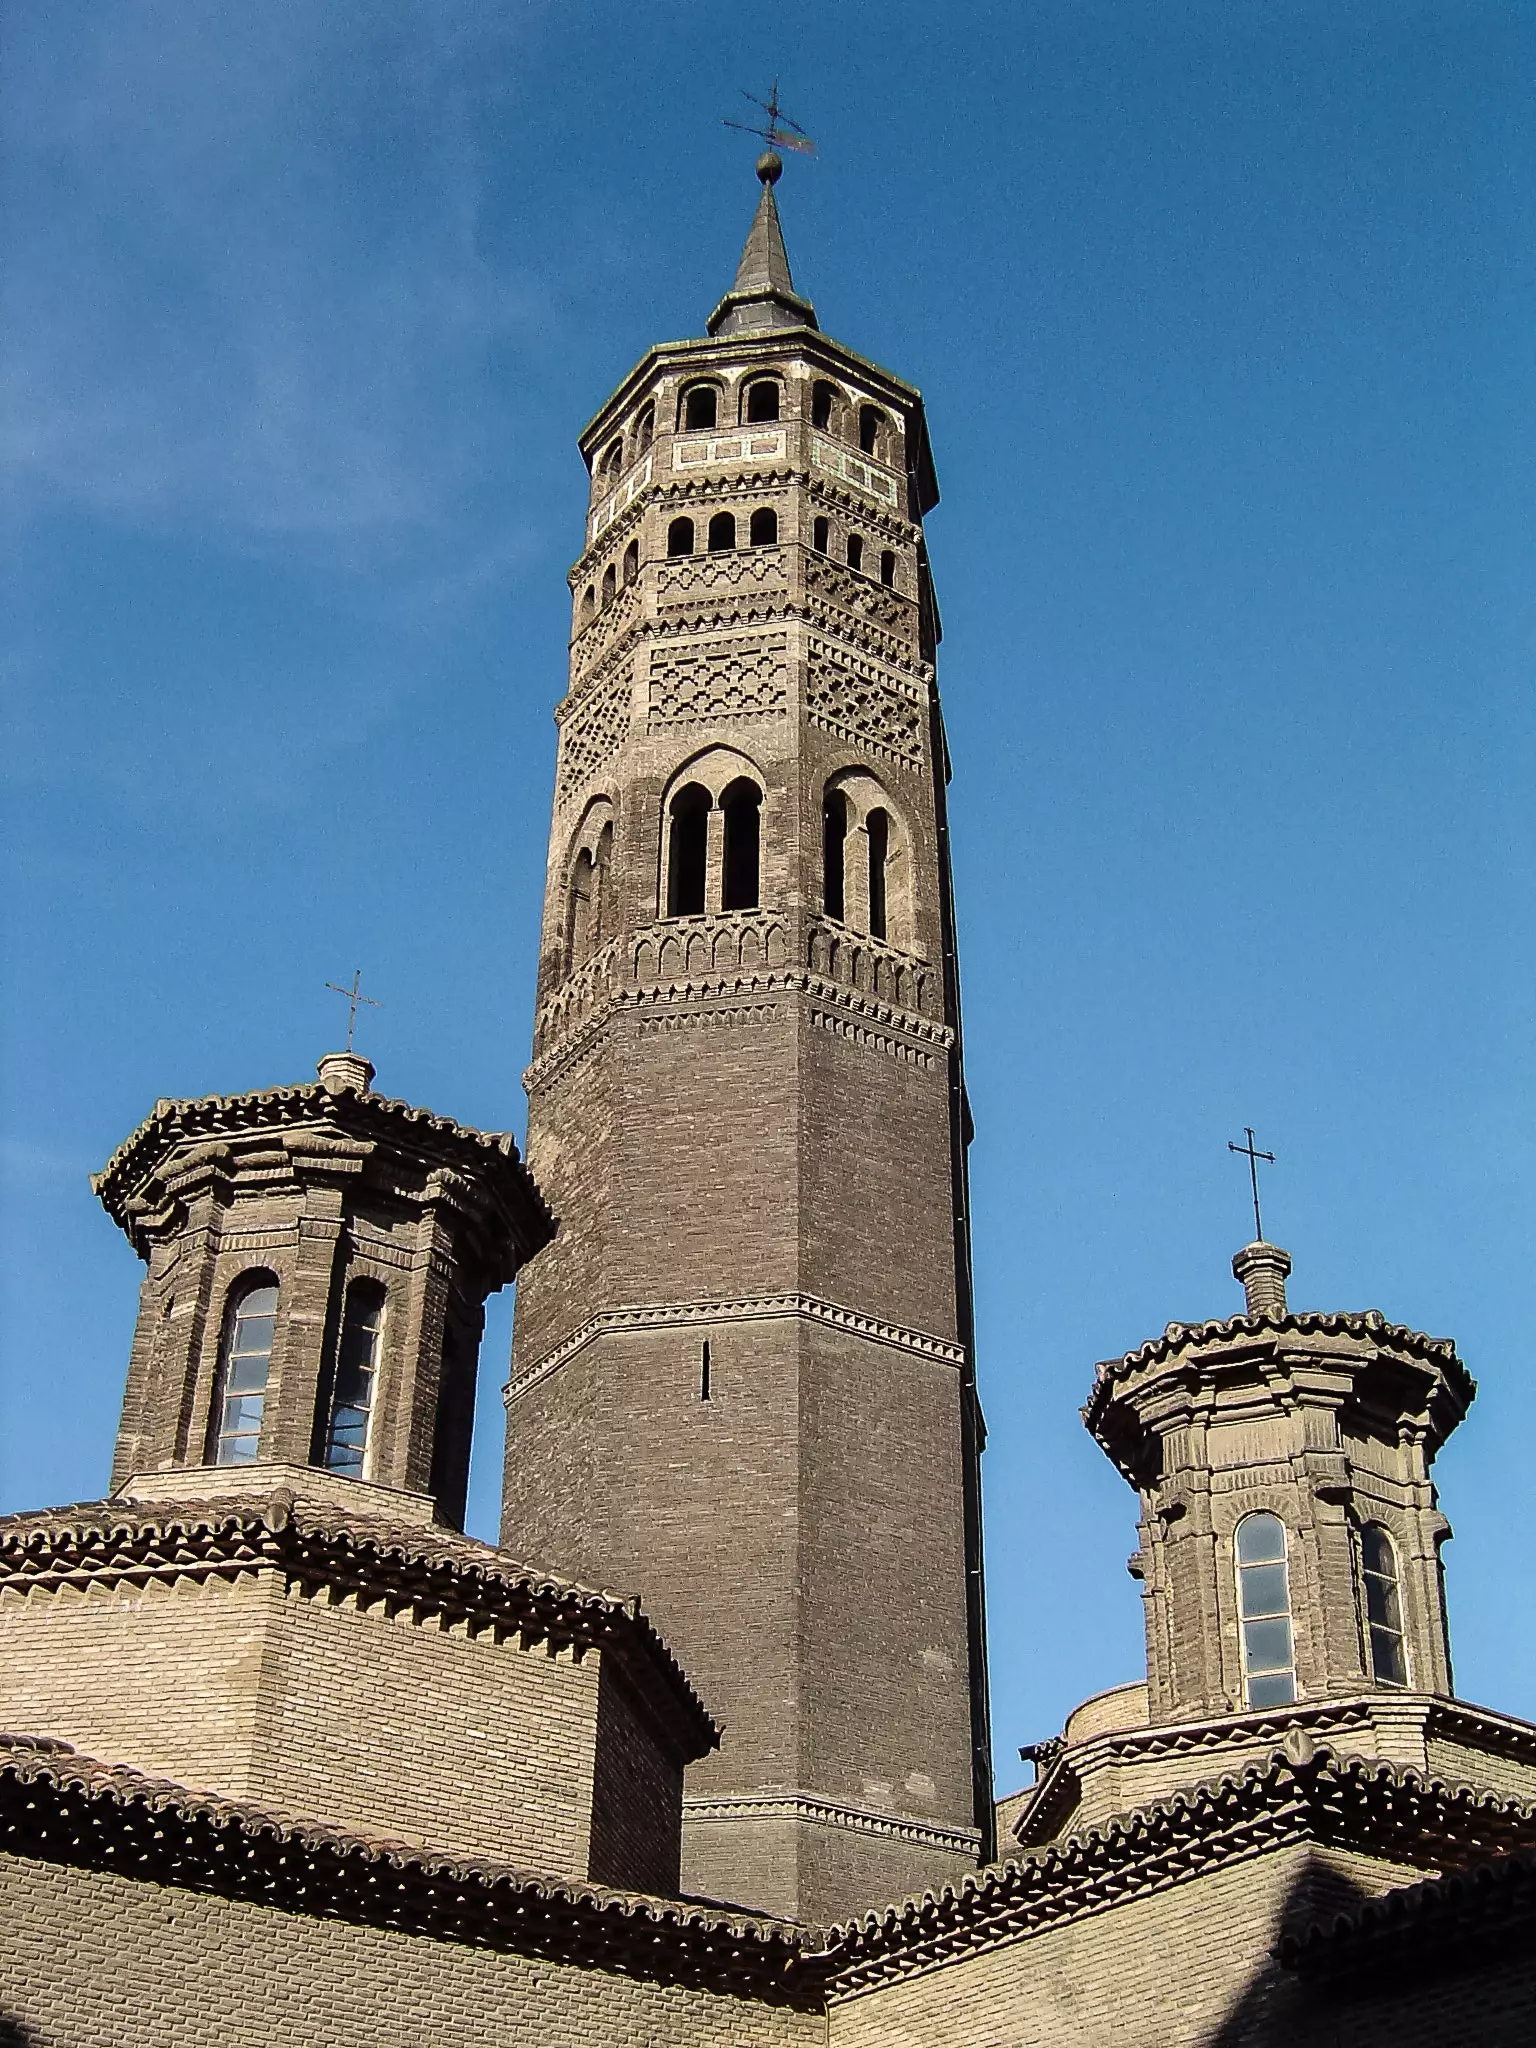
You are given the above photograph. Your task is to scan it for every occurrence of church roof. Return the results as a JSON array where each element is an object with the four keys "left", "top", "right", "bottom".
[
  {"left": 1281, "top": 1843, "right": 1536, "bottom": 1985},
  {"left": 0, "top": 1489, "right": 718, "bottom": 1764},
  {"left": 823, "top": 1740, "right": 1536, "bottom": 1993},
  {"left": 707, "top": 155, "right": 819, "bottom": 338},
  {"left": 0, "top": 1734, "right": 819, "bottom": 2006}
]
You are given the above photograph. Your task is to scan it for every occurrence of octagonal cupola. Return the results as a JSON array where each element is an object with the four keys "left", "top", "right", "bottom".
[
  {"left": 1083, "top": 1242, "right": 1474, "bottom": 1724},
  {"left": 93, "top": 1055, "right": 552, "bottom": 1529}
]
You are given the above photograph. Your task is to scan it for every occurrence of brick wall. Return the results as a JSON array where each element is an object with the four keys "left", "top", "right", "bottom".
[
  {"left": 0, "top": 1567, "right": 679, "bottom": 1885},
  {"left": 0, "top": 1853, "right": 824, "bottom": 2048}
]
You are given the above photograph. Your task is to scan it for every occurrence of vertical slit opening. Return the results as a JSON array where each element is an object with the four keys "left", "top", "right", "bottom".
[{"left": 701, "top": 1340, "right": 711, "bottom": 1401}]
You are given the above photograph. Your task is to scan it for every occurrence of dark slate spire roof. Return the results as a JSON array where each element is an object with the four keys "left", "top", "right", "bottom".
[{"left": 708, "top": 151, "right": 818, "bottom": 337}]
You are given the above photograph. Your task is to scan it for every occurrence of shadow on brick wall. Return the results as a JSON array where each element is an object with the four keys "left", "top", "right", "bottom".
[
  {"left": 0, "top": 2016, "right": 38, "bottom": 2048},
  {"left": 1208, "top": 1851, "right": 1370, "bottom": 2048}
]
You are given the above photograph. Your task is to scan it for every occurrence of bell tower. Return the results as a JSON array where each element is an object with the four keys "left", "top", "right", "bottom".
[{"left": 501, "top": 157, "right": 991, "bottom": 1922}]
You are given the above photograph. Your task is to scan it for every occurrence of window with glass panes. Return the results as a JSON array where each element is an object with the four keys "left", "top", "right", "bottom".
[
  {"left": 212, "top": 1281, "right": 277, "bottom": 1465},
  {"left": 1360, "top": 1523, "right": 1409, "bottom": 1687},
  {"left": 1236, "top": 1513, "right": 1296, "bottom": 1707},
  {"left": 325, "top": 1287, "right": 383, "bottom": 1474}
]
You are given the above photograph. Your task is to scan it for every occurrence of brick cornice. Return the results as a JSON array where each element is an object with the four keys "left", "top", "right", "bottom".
[
  {"left": 507, "top": 1293, "right": 967, "bottom": 1404},
  {"left": 684, "top": 1790, "right": 981, "bottom": 1857}
]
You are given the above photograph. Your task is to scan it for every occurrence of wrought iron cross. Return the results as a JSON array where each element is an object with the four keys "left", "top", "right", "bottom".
[
  {"left": 324, "top": 970, "right": 381, "bottom": 1053},
  {"left": 1228, "top": 1127, "right": 1276, "bottom": 1243},
  {"left": 723, "top": 79, "right": 817, "bottom": 156}
]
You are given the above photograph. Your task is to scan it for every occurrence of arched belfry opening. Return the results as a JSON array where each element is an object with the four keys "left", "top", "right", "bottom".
[
  {"left": 666, "top": 784, "right": 710, "bottom": 917},
  {"left": 721, "top": 779, "right": 762, "bottom": 911}
]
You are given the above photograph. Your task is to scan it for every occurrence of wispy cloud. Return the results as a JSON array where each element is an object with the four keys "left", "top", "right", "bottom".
[{"left": 1, "top": 0, "right": 544, "bottom": 557}]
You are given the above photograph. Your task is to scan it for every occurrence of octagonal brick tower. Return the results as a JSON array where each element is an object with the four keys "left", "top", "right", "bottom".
[{"left": 501, "top": 158, "right": 991, "bottom": 1922}]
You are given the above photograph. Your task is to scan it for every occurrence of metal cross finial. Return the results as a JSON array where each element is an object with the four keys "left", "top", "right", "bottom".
[
  {"left": 324, "top": 970, "right": 381, "bottom": 1053},
  {"left": 723, "top": 79, "right": 817, "bottom": 157},
  {"left": 1228, "top": 1127, "right": 1276, "bottom": 1244}
]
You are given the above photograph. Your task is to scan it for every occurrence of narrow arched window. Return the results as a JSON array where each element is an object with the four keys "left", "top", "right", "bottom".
[
  {"left": 667, "top": 784, "right": 710, "bottom": 917},
  {"left": 211, "top": 1278, "right": 278, "bottom": 1465},
  {"left": 823, "top": 789, "right": 847, "bottom": 922},
  {"left": 812, "top": 516, "right": 829, "bottom": 555},
  {"left": 708, "top": 511, "right": 736, "bottom": 553},
  {"left": 325, "top": 1284, "right": 384, "bottom": 1475},
  {"left": 667, "top": 516, "right": 695, "bottom": 558},
  {"left": 721, "top": 780, "right": 762, "bottom": 912},
  {"left": 1360, "top": 1524, "right": 1409, "bottom": 1687},
  {"left": 812, "top": 381, "right": 837, "bottom": 430},
  {"left": 846, "top": 533, "right": 864, "bottom": 573},
  {"left": 622, "top": 539, "right": 639, "bottom": 585},
  {"left": 600, "top": 438, "right": 623, "bottom": 481},
  {"left": 634, "top": 402, "right": 654, "bottom": 454},
  {"left": 682, "top": 384, "right": 718, "bottom": 432},
  {"left": 1236, "top": 1513, "right": 1296, "bottom": 1708},
  {"left": 593, "top": 820, "right": 615, "bottom": 941},
  {"left": 567, "top": 846, "right": 596, "bottom": 966},
  {"left": 859, "top": 405, "right": 884, "bottom": 457},
  {"left": 580, "top": 585, "right": 596, "bottom": 621},
  {"left": 867, "top": 808, "right": 890, "bottom": 941},
  {"left": 880, "top": 549, "right": 897, "bottom": 589},
  {"left": 749, "top": 507, "right": 778, "bottom": 547},
  {"left": 601, "top": 562, "right": 616, "bottom": 608},
  {"left": 745, "top": 378, "right": 780, "bottom": 424}
]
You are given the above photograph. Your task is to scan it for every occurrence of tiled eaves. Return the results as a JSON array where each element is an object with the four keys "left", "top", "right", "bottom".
[
  {"left": 1083, "top": 1308, "right": 1472, "bottom": 1428},
  {"left": 0, "top": 1495, "right": 718, "bottom": 1766},
  {"left": 823, "top": 1746, "right": 1536, "bottom": 1996},
  {"left": 0, "top": 1737, "right": 821, "bottom": 2009},
  {"left": 1280, "top": 1846, "right": 1536, "bottom": 1985},
  {"left": 91, "top": 1081, "right": 552, "bottom": 1237}
]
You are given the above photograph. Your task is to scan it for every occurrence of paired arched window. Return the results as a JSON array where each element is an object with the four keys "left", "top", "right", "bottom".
[
  {"left": 812, "top": 516, "right": 829, "bottom": 555},
  {"left": 749, "top": 507, "right": 778, "bottom": 546},
  {"left": 667, "top": 784, "right": 711, "bottom": 916},
  {"left": 846, "top": 533, "right": 864, "bottom": 573},
  {"left": 634, "top": 403, "right": 654, "bottom": 455},
  {"left": 1236, "top": 1513, "right": 1296, "bottom": 1708},
  {"left": 324, "top": 1283, "right": 384, "bottom": 1475},
  {"left": 622, "top": 539, "right": 639, "bottom": 585},
  {"left": 721, "top": 780, "right": 762, "bottom": 912},
  {"left": 822, "top": 789, "right": 847, "bottom": 922},
  {"left": 708, "top": 511, "right": 736, "bottom": 553},
  {"left": 1360, "top": 1524, "right": 1409, "bottom": 1687},
  {"left": 211, "top": 1277, "right": 278, "bottom": 1465},
  {"left": 681, "top": 383, "right": 719, "bottom": 432},
  {"left": 744, "top": 378, "right": 780, "bottom": 424},
  {"left": 667, "top": 516, "right": 695, "bottom": 558},
  {"left": 811, "top": 381, "right": 838, "bottom": 430},
  {"left": 664, "top": 765, "right": 765, "bottom": 918},
  {"left": 859, "top": 405, "right": 885, "bottom": 458}
]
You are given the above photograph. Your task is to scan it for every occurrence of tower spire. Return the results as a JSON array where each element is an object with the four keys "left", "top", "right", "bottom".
[{"left": 707, "top": 153, "right": 818, "bottom": 337}]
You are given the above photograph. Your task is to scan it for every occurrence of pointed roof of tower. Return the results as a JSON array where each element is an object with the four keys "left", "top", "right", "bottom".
[{"left": 708, "top": 151, "right": 818, "bottom": 337}]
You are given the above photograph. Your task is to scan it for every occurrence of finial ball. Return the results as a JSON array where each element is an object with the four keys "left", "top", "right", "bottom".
[{"left": 757, "top": 149, "right": 783, "bottom": 185}]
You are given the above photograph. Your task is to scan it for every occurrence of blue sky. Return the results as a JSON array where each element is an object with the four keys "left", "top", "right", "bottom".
[{"left": 3, "top": 1, "right": 1533, "bottom": 1785}]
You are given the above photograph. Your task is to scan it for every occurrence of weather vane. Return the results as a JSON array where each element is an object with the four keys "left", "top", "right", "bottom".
[
  {"left": 724, "top": 79, "right": 816, "bottom": 158},
  {"left": 325, "top": 969, "right": 381, "bottom": 1053},
  {"left": 1227, "top": 1127, "right": 1276, "bottom": 1244}
]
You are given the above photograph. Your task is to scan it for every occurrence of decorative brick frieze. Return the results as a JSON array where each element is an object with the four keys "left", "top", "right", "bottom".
[
  {"left": 810, "top": 432, "right": 903, "bottom": 509},
  {"left": 633, "top": 915, "right": 791, "bottom": 984},
  {"left": 556, "top": 668, "right": 632, "bottom": 800},
  {"left": 587, "top": 453, "right": 654, "bottom": 546},
  {"left": 648, "top": 633, "right": 789, "bottom": 724},
  {"left": 805, "top": 635, "right": 925, "bottom": 764},
  {"left": 656, "top": 546, "right": 789, "bottom": 605},
  {"left": 671, "top": 427, "right": 788, "bottom": 473}
]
